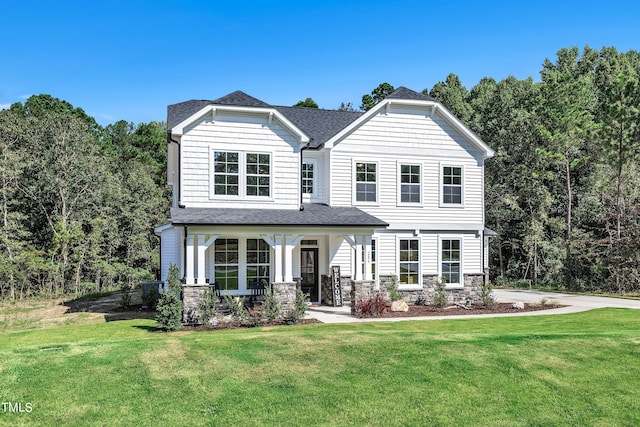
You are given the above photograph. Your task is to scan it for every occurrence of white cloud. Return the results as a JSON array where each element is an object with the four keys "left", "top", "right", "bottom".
[
  {"left": 19, "top": 94, "right": 31, "bottom": 100},
  {"left": 0, "top": 103, "right": 10, "bottom": 110}
]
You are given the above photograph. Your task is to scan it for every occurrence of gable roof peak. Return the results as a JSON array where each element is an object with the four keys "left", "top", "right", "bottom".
[
  {"left": 211, "top": 90, "right": 271, "bottom": 107},
  {"left": 386, "top": 86, "right": 436, "bottom": 102}
]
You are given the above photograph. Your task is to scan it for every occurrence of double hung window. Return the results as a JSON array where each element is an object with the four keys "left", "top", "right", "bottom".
[
  {"left": 441, "top": 239, "right": 461, "bottom": 285},
  {"left": 442, "top": 166, "right": 463, "bottom": 205},
  {"left": 399, "top": 164, "right": 421, "bottom": 204},
  {"left": 398, "top": 239, "right": 420, "bottom": 285},
  {"left": 212, "top": 151, "right": 271, "bottom": 198},
  {"left": 355, "top": 162, "right": 377, "bottom": 203}
]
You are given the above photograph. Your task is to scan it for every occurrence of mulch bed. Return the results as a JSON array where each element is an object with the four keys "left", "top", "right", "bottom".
[{"left": 361, "top": 302, "right": 565, "bottom": 318}]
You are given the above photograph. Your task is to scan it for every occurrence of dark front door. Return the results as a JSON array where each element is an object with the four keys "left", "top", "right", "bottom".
[{"left": 300, "top": 248, "right": 318, "bottom": 302}]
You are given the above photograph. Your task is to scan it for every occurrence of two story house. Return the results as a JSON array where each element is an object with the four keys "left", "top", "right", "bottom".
[{"left": 155, "top": 87, "right": 495, "bottom": 318}]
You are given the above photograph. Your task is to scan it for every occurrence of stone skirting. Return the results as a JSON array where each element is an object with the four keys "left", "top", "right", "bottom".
[
  {"left": 182, "top": 284, "right": 213, "bottom": 324},
  {"left": 272, "top": 282, "right": 298, "bottom": 312},
  {"left": 351, "top": 274, "right": 486, "bottom": 313}
]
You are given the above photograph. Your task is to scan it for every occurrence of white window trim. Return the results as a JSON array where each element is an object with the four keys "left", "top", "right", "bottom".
[
  {"left": 439, "top": 163, "right": 465, "bottom": 208},
  {"left": 396, "top": 235, "right": 422, "bottom": 289},
  {"left": 301, "top": 159, "right": 316, "bottom": 202},
  {"left": 209, "top": 149, "right": 274, "bottom": 201},
  {"left": 352, "top": 159, "right": 379, "bottom": 206},
  {"left": 438, "top": 235, "right": 463, "bottom": 289},
  {"left": 212, "top": 237, "right": 273, "bottom": 295},
  {"left": 396, "top": 161, "right": 423, "bottom": 207}
]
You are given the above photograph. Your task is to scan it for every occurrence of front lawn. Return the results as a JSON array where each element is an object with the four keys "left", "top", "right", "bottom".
[{"left": 1, "top": 308, "right": 639, "bottom": 426}]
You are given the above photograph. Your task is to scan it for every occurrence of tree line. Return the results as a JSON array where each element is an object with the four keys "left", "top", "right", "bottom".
[
  {"left": 0, "top": 95, "right": 169, "bottom": 299},
  {"left": 405, "top": 46, "right": 639, "bottom": 293},
  {"left": 0, "top": 45, "right": 638, "bottom": 300}
]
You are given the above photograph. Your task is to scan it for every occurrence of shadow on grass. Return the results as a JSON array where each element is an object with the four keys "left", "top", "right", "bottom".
[
  {"left": 63, "top": 289, "right": 156, "bottom": 323},
  {"left": 131, "top": 324, "right": 161, "bottom": 333}
]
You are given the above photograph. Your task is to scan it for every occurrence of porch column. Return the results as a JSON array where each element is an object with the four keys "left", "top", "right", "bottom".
[
  {"left": 274, "top": 235, "right": 283, "bottom": 282},
  {"left": 185, "top": 234, "right": 195, "bottom": 284},
  {"left": 284, "top": 235, "right": 304, "bottom": 283},
  {"left": 197, "top": 235, "right": 206, "bottom": 284},
  {"left": 363, "top": 235, "right": 373, "bottom": 281},
  {"left": 354, "top": 235, "right": 363, "bottom": 281}
]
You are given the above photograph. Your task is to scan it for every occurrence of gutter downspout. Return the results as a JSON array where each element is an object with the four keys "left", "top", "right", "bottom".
[{"left": 168, "top": 131, "right": 184, "bottom": 208}]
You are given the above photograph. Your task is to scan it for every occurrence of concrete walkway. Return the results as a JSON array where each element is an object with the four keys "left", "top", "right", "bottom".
[{"left": 304, "top": 289, "right": 640, "bottom": 324}]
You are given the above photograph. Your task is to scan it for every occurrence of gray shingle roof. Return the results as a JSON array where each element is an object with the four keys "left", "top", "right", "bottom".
[
  {"left": 387, "top": 86, "right": 436, "bottom": 102},
  {"left": 168, "top": 88, "right": 431, "bottom": 147},
  {"left": 169, "top": 204, "right": 388, "bottom": 227}
]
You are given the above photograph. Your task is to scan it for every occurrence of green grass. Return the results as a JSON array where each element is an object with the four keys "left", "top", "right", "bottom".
[{"left": 1, "top": 309, "right": 640, "bottom": 426}]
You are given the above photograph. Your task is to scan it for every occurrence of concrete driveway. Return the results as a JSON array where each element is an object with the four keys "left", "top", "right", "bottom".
[
  {"left": 494, "top": 289, "right": 640, "bottom": 310},
  {"left": 305, "top": 290, "right": 640, "bottom": 324}
]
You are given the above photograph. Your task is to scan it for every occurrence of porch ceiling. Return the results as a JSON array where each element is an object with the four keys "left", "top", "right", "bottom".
[{"left": 169, "top": 204, "right": 388, "bottom": 227}]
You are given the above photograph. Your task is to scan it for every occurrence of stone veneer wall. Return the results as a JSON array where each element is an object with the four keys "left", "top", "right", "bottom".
[
  {"left": 352, "top": 273, "right": 486, "bottom": 312},
  {"left": 182, "top": 284, "right": 212, "bottom": 324},
  {"left": 272, "top": 282, "right": 298, "bottom": 312}
]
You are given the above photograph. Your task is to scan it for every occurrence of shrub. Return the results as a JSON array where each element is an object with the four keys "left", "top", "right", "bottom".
[
  {"left": 224, "top": 294, "right": 247, "bottom": 322},
  {"left": 262, "top": 282, "right": 281, "bottom": 322},
  {"left": 156, "top": 291, "right": 183, "bottom": 331},
  {"left": 433, "top": 277, "right": 448, "bottom": 308},
  {"left": 119, "top": 283, "right": 132, "bottom": 308},
  {"left": 481, "top": 281, "right": 496, "bottom": 309},
  {"left": 197, "top": 287, "right": 218, "bottom": 324},
  {"left": 386, "top": 276, "right": 402, "bottom": 302},
  {"left": 356, "top": 293, "right": 388, "bottom": 318},
  {"left": 283, "top": 289, "right": 309, "bottom": 324}
]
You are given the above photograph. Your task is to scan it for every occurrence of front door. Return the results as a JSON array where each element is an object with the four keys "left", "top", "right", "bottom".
[{"left": 300, "top": 248, "right": 319, "bottom": 302}]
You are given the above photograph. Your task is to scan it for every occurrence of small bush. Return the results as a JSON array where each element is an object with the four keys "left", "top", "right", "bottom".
[
  {"left": 356, "top": 293, "right": 388, "bottom": 318},
  {"left": 224, "top": 294, "right": 247, "bottom": 321},
  {"left": 119, "top": 283, "right": 132, "bottom": 308},
  {"left": 283, "top": 289, "right": 309, "bottom": 324},
  {"left": 156, "top": 291, "right": 183, "bottom": 331},
  {"left": 433, "top": 278, "right": 448, "bottom": 308},
  {"left": 481, "top": 281, "right": 496, "bottom": 309},
  {"left": 197, "top": 287, "right": 218, "bottom": 324},
  {"left": 262, "top": 282, "right": 281, "bottom": 322},
  {"left": 540, "top": 297, "right": 548, "bottom": 306},
  {"left": 386, "top": 276, "right": 402, "bottom": 302},
  {"left": 414, "top": 295, "right": 427, "bottom": 306}
]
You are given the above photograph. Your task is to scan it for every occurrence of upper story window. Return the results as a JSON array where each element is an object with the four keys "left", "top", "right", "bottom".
[
  {"left": 213, "top": 152, "right": 239, "bottom": 196},
  {"left": 399, "top": 164, "right": 421, "bottom": 204},
  {"left": 355, "top": 162, "right": 377, "bottom": 203},
  {"left": 302, "top": 162, "right": 314, "bottom": 194},
  {"left": 246, "top": 153, "right": 270, "bottom": 196},
  {"left": 442, "top": 165, "right": 463, "bottom": 206},
  {"left": 211, "top": 150, "right": 271, "bottom": 199}
]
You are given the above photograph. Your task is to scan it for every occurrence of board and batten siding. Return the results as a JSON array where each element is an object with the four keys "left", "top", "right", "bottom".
[
  {"left": 179, "top": 111, "right": 301, "bottom": 209},
  {"left": 329, "top": 106, "right": 485, "bottom": 227}
]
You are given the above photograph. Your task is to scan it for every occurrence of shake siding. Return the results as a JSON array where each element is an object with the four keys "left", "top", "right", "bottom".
[{"left": 180, "top": 112, "right": 301, "bottom": 209}]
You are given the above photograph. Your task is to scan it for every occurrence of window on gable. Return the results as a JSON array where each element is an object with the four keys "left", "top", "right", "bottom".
[
  {"left": 355, "top": 162, "right": 377, "bottom": 203},
  {"left": 400, "top": 164, "right": 421, "bottom": 204},
  {"left": 214, "top": 152, "right": 239, "bottom": 196},
  {"left": 246, "top": 238, "right": 270, "bottom": 287},
  {"left": 441, "top": 239, "right": 461, "bottom": 285},
  {"left": 399, "top": 239, "right": 419, "bottom": 285},
  {"left": 246, "top": 153, "right": 270, "bottom": 197},
  {"left": 442, "top": 166, "right": 462, "bottom": 205},
  {"left": 302, "top": 162, "right": 314, "bottom": 194},
  {"left": 214, "top": 238, "right": 239, "bottom": 290}
]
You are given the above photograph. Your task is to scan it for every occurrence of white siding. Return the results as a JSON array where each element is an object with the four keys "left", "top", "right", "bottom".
[
  {"left": 330, "top": 105, "right": 485, "bottom": 227},
  {"left": 180, "top": 111, "right": 301, "bottom": 209},
  {"left": 160, "top": 227, "right": 183, "bottom": 282}
]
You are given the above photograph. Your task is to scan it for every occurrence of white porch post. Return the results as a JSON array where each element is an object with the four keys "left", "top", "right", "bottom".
[
  {"left": 274, "top": 235, "right": 283, "bottom": 282},
  {"left": 197, "top": 235, "right": 206, "bottom": 284},
  {"left": 354, "top": 235, "right": 363, "bottom": 281},
  {"left": 364, "top": 235, "right": 373, "bottom": 280},
  {"left": 284, "top": 235, "right": 304, "bottom": 283},
  {"left": 185, "top": 234, "right": 195, "bottom": 284}
]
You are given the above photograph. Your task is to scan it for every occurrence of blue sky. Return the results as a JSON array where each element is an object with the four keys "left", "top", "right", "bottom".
[{"left": 1, "top": 0, "right": 639, "bottom": 126}]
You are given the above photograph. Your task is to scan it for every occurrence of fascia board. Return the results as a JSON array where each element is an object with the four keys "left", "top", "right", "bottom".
[{"left": 171, "top": 105, "right": 310, "bottom": 143}]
